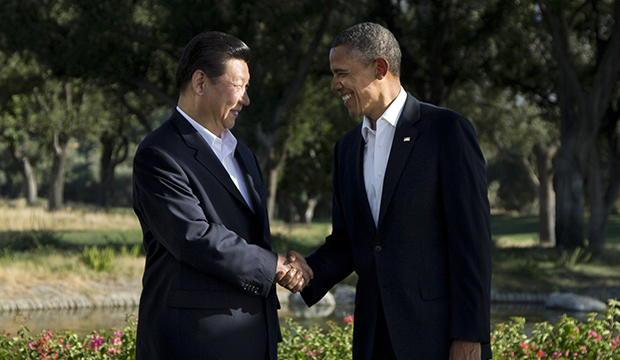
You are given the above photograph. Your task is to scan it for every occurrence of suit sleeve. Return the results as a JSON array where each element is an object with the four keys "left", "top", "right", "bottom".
[
  {"left": 133, "top": 144, "right": 277, "bottom": 297},
  {"left": 301, "top": 141, "right": 355, "bottom": 306},
  {"left": 439, "top": 116, "right": 492, "bottom": 344}
]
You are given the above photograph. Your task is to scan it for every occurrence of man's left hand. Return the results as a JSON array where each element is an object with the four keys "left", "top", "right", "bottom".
[{"left": 449, "top": 340, "right": 480, "bottom": 360}]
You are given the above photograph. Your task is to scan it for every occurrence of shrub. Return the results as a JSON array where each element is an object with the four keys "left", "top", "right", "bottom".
[
  {"left": 119, "top": 245, "right": 141, "bottom": 259},
  {"left": 278, "top": 316, "right": 354, "bottom": 359},
  {"left": 1, "top": 230, "right": 61, "bottom": 252},
  {"left": 556, "top": 247, "right": 592, "bottom": 269},
  {"left": 1, "top": 302, "right": 618, "bottom": 359},
  {"left": 0, "top": 314, "right": 137, "bottom": 360},
  {"left": 491, "top": 299, "right": 620, "bottom": 359},
  {"left": 81, "top": 246, "right": 115, "bottom": 272}
]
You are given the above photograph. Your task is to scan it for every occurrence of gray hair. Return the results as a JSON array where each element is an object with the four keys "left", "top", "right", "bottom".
[{"left": 331, "top": 22, "right": 401, "bottom": 77}]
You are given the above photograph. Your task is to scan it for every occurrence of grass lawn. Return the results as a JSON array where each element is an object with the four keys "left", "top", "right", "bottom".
[{"left": 0, "top": 201, "right": 619, "bottom": 297}]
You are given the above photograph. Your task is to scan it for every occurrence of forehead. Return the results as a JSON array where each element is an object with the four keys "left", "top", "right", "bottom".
[
  {"left": 223, "top": 59, "right": 250, "bottom": 82},
  {"left": 329, "top": 45, "right": 365, "bottom": 71}
]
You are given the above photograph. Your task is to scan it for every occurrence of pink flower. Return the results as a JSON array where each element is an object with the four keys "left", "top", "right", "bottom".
[
  {"left": 580, "top": 345, "right": 587, "bottom": 353},
  {"left": 88, "top": 333, "right": 106, "bottom": 351},
  {"left": 108, "top": 347, "right": 120, "bottom": 355},
  {"left": 535, "top": 350, "right": 546, "bottom": 358},
  {"left": 588, "top": 330, "right": 602, "bottom": 341},
  {"left": 612, "top": 336, "right": 619, "bottom": 349},
  {"left": 343, "top": 315, "right": 354, "bottom": 323},
  {"left": 574, "top": 326, "right": 579, "bottom": 333},
  {"left": 520, "top": 342, "right": 529, "bottom": 349},
  {"left": 28, "top": 341, "right": 36, "bottom": 350},
  {"left": 551, "top": 352, "right": 560, "bottom": 359}
]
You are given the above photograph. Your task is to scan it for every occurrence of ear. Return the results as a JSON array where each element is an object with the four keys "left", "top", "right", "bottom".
[
  {"left": 191, "top": 70, "right": 208, "bottom": 95},
  {"left": 375, "top": 58, "right": 389, "bottom": 79}
]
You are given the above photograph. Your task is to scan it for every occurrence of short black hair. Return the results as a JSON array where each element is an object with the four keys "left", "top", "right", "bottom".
[
  {"left": 332, "top": 23, "right": 401, "bottom": 77},
  {"left": 176, "top": 31, "right": 252, "bottom": 92}
]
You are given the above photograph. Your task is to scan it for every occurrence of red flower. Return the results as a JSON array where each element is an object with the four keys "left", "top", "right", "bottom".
[{"left": 343, "top": 315, "right": 354, "bottom": 323}]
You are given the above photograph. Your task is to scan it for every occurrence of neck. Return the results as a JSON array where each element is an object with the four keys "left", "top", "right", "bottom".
[
  {"left": 367, "top": 82, "right": 402, "bottom": 129},
  {"left": 177, "top": 95, "right": 223, "bottom": 137}
]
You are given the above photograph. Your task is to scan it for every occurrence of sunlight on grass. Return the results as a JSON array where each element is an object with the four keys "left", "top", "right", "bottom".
[
  {"left": 0, "top": 249, "right": 144, "bottom": 299},
  {"left": 0, "top": 202, "right": 618, "bottom": 298},
  {"left": 0, "top": 200, "right": 140, "bottom": 232}
]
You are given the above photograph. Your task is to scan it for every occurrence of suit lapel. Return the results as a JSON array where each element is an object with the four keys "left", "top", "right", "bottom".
[
  {"left": 352, "top": 128, "right": 377, "bottom": 236},
  {"left": 378, "top": 94, "right": 421, "bottom": 227},
  {"left": 171, "top": 112, "right": 249, "bottom": 210},
  {"left": 234, "top": 147, "right": 264, "bottom": 219}
]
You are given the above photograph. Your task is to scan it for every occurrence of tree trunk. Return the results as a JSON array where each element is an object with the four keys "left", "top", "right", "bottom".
[
  {"left": 48, "top": 132, "right": 68, "bottom": 211},
  {"left": 98, "top": 119, "right": 129, "bottom": 208},
  {"left": 303, "top": 196, "right": 320, "bottom": 224},
  {"left": 554, "top": 146, "right": 586, "bottom": 249},
  {"left": 267, "top": 147, "right": 287, "bottom": 222},
  {"left": 7, "top": 140, "right": 38, "bottom": 206},
  {"left": 533, "top": 140, "right": 558, "bottom": 246},
  {"left": 587, "top": 144, "right": 606, "bottom": 248},
  {"left": 99, "top": 134, "right": 115, "bottom": 208},
  {"left": 255, "top": 9, "right": 332, "bottom": 221},
  {"left": 540, "top": 0, "right": 620, "bottom": 249},
  {"left": 48, "top": 81, "right": 73, "bottom": 212},
  {"left": 587, "top": 111, "right": 620, "bottom": 248}
]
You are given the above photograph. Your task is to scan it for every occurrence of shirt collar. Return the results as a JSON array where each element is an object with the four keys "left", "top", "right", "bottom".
[
  {"left": 176, "top": 106, "right": 237, "bottom": 157},
  {"left": 361, "top": 87, "right": 407, "bottom": 142}
]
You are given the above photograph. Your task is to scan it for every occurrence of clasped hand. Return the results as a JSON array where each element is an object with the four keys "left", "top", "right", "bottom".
[{"left": 274, "top": 250, "right": 313, "bottom": 293}]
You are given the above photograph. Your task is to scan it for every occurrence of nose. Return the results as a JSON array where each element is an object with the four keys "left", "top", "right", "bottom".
[
  {"left": 331, "top": 76, "right": 342, "bottom": 93},
  {"left": 240, "top": 89, "right": 250, "bottom": 106}
]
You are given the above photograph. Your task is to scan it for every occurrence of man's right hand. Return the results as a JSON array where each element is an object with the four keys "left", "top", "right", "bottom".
[{"left": 274, "top": 251, "right": 313, "bottom": 293}]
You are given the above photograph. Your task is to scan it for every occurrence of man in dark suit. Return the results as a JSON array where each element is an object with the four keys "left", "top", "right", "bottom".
[
  {"left": 132, "top": 31, "right": 311, "bottom": 360},
  {"left": 299, "top": 23, "right": 492, "bottom": 359}
]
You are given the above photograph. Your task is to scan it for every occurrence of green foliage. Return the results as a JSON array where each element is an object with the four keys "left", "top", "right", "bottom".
[
  {"left": 556, "top": 247, "right": 592, "bottom": 269},
  {"left": 0, "top": 230, "right": 61, "bottom": 251},
  {"left": 278, "top": 317, "right": 354, "bottom": 360},
  {"left": 0, "top": 314, "right": 137, "bottom": 359},
  {"left": 81, "top": 246, "right": 115, "bottom": 272},
  {"left": 0, "top": 303, "right": 619, "bottom": 359},
  {"left": 491, "top": 299, "right": 620, "bottom": 359},
  {"left": 119, "top": 244, "right": 141, "bottom": 259}
]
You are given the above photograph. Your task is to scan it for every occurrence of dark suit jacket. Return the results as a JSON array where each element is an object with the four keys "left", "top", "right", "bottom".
[
  {"left": 301, "top": 93, "right": 492, "bottom": 360},
  {"left": 132, "top": 110, "right": 280, "bottom": 359}
]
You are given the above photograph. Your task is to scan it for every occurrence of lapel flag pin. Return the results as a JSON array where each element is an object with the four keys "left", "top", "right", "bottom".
[{"left": 403, "top": 137, "right": 411, "bottom": 142}]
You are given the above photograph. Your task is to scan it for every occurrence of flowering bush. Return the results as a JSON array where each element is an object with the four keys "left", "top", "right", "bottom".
[
  {"left": 492, "top": 299, "right": 620, "bottom": 359},
  {"left": 1, "top": 302, "right": 618, "bottom": 359},
  {"left": 278, "top": 317, "right": 354, "bottom": 360},
  {"left": 0, "top": 314, "right": 136, "bottom": 360}
]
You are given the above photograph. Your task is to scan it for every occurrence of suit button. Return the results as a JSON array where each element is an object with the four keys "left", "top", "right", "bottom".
[{"left": 374, "top": 245, "right": 382, "bottom": 252}]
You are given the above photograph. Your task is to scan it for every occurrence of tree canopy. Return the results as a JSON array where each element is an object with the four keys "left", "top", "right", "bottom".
[{"left": 0, "top": 0, "right": 618, "bottom": 247}]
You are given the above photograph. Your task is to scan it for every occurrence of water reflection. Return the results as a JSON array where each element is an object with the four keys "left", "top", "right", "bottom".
[
  {"left": 0, "top": 307, "right": 139, "bottom": 337},
  {"left": 0, "top": 303, "right": 595, "bottom": 337}
]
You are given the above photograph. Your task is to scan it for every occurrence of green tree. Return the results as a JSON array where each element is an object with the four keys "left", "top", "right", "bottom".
[
  {"left": 538, "top": 0, "right": 620, "bottom": 249},
  {"left": 0, "top": 51, "right": 45, "bottom": 205}
]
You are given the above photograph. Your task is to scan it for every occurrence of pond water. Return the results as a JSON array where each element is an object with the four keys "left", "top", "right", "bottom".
[{"left": 0, "top": 302, "right": 594, "bottom": 338}]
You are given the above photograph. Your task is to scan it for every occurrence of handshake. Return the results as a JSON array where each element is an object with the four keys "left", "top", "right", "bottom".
[{"left": 274, "top": 250, "right": 313, "bottom": 293}]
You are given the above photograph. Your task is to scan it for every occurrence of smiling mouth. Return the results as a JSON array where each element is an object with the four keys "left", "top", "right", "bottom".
[{"left": 341, "top": 94, "right": 352, "bottom": 104}]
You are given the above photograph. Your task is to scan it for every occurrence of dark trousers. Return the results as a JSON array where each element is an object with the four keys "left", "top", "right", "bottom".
[{"left": 371, "top": 299, "right": 398, "bottom": 360}]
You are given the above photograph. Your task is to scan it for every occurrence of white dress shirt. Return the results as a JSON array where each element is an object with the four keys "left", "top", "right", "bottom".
[
  {"left": 177, "top": 107, "right": 254, "bottom": 211},
  {"left": 361, "top": 87, "right": 407, "bottom": 226}
]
